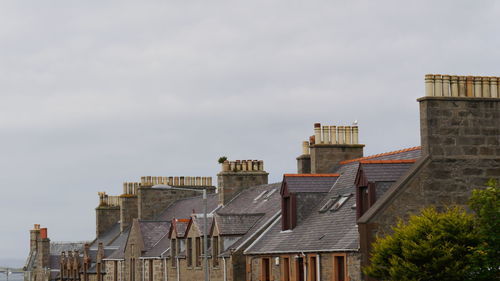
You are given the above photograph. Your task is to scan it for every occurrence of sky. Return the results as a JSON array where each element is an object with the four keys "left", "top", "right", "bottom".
[{"left": 1, "top": 0, "right": 499, "bottom": 264}]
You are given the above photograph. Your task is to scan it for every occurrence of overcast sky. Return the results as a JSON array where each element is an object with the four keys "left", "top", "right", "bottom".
[{"left": 1, "top": 0, "right": 499, "bottom": 263}]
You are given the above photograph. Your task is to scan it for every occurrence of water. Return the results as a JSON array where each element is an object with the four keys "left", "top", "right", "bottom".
[{"left": 0, "top": 274, "right": 24, "bottom": 281}]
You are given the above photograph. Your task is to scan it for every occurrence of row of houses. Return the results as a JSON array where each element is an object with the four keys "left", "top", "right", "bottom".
[{"left": 25, "top": 73, "right": 500, "bottom": 281}]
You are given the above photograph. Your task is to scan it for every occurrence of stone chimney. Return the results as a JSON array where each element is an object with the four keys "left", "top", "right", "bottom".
[
  {"left": 296, "top": 141, "right": 311, "bottom": 173},
  {"left": 29, "top": 224, "right": 41, "bottom": 253},
  {"left": 420, "top": 74, "right": 500, "bottom": 185},
  {"left": 96, "top": 192, "right": 120, "bottom": 238},
  {"left": 120, "top": 182, "right": 140, "bottom": 232},
  {"left": 37, "top": 227, "right": 50, "bottom": 269},
  {"left": 217, "top": 159, "right": 269, "bottom": 205},
  {"left": 304, "top": 123, "right": 364, "bottom": 173}
]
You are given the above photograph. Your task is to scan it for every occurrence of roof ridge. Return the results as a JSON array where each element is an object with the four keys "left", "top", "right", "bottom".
[
  {"left": 359, "top": 159, "right": 417, "bottom": 164},
  {"left": 339, "top": 146, "right": 421, "bottom": 165},
  {"left": 284, "top": 174, "right": 340, "bottom": 177}
]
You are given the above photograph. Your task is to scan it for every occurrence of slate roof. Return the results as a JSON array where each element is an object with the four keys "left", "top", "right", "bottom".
[
  {"left": 216, "top": 213, "right": 263, "bottom": 235},
  {"left": 360, "top": 162, "right": 416, "bottom": 182},
  {"left": 139, "top": 221, "right": 170, "bottom": 251},
  {"left": 143, "top": 233, "right": 170, "bottom": 258},
  {"left": 245, "top": 147, "right": 421, "bottom": 254},
  {"left": 50, "top": 242, "right": 86, "bottom": 254},
  {"left": 283, "top": 175, "right": 339, "bottom": 193},
  {"left": 191, "top": 214, "right": 214, "bottom": 236},
  {"left": 155, "top": 193, "right": 219, "bottom": 221},
  {"left": 91, "top": 223, "right": 121, "bottom": 249},
  {"left": 245, "top": 163, "right": 360, "bottom": 254},
  {"left": 215, "top": 182, "right": 282, "bottom": 255}
]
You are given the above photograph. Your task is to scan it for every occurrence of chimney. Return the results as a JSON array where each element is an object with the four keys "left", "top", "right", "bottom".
[
  {"left": 296, "top": 141, "right": 311, "bottom": 174},
  {"left": 421, "top": 74, "right": 500, "bottom": 157},
  {"left": 96, "top": 192, "right": 120, "bottom": 238},
  {"left": 120, "top": 182, "right": 139, "bottom": 232},
  {"left": 305, "top": 123, "right": 365, "bottom": 173},
  {"left": 37, "top": 227, "right": 50, "bottom": 268},
  {"left": 29, "top": 224, "right": 41, "bottom": 253},
  {"left": 217, "top": 159, "right": 269, "bottom": 205}
]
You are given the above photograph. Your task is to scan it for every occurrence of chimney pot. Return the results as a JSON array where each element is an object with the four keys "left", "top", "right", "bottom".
[
  {"left": 434, "top": 74, "right": 443, "bottom": 96},
  {"left": 458, "top": 76, "right": 467, "bottom": 97},
  {"left": 450, "top": 76, "right": 459, "bottom": 97},
  {"left": 425, "top": 74, "right": 434, "bottom": 96},
  {"left": 442, "top": 75, "right": 451, "bottom": 96},
  {"left": 180, "top": 176, "right": 185, "bottom": 186},
  {"left": 466, "top": 76, "right": 474, "bottom": 97},
  {"left": 222, "top": 160, "right": 230, "bottom": 172},
  {"left": 491, "top": 77, "right": 499, "bottom": 98},
  {"left": 302, "top": 141, "right": 310, "bottom": 155},
  {"left": 345, "top": 126, "right": 352, "bottom": 144},
  {"left": 258, "top": 160, "right": 264, "bottom": 171},
  {"left": 474, "top": 76, "right": 482, "bottom": 97},
  {"left": 482, "top": 76, "right": 491, "bottom": 97},
  {"left": 40, "top": 228, "right": 48, "bottom": 239},
  {"left": 309, "top": 135, "right": 315, "bottom": 145},
  {"left": 314, "top": 124, "right": 322, "bottom": 144}
]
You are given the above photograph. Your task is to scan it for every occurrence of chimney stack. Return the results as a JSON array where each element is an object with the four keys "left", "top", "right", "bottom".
[
  {"left": 301, "top": 123, "right": 365, "bottom": 173},
  {"left": 217, "top": 158, "right": 269, "bottom": 205},
  {"left": 424, "top": 74, "right": 500, "bottom": 99}
]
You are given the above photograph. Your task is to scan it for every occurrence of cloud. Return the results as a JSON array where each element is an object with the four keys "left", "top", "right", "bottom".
[{"left": 0, "top": 0, "right": 499, "bottom": 260}]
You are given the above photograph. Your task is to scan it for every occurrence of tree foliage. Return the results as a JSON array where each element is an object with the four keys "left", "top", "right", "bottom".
[
  {"left": 364, "top": 180, "right": 500, "bottom": 281},
  {"left": 469, "top": 179, "right": 500, "bottom": 280},
  {"left": 364, "top": 207, "right": 482, "bottom": 281}
]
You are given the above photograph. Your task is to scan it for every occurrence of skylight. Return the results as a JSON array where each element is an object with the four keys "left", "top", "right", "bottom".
[
  {"left": 319, "top": 197, "right": 338, "bottom": 213},
  {"left": 254, "top": 190, "right": 268, "bottom": 201},
  {"left": 330, "top": 195, "right": 350, "bottom": 211},
  {"left": 264, "top": 189, "right": 277, "bottom": 199}
]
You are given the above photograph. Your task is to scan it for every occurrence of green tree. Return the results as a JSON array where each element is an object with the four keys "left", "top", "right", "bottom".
[
  {"left": 469, "top": 179, "right": 500, "bottom": 280},
  {"left": 364, "top": 207, "right": 482, "bottom": 281}
]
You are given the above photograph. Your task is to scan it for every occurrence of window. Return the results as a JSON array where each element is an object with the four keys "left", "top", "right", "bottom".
[
  {"left": 149, "top": 260, "right": 153, "bottom": 281},
  {"left": 330, "top": 195, "right": 350, "bottom": 211},
  {"left": 212, "top": 236, "right": 219, "bottom": 267},
  {"left": 319, "top": 197, "right": 336, "bottom": 213},
  {"left": 308, "top": 256, "right": 317, "bottom": 281},
  {"left": 333, "top": 255, "right": 346, "bottom": 281},
  {"left": 171, "top": 240, "right": 176, "bottom": 267},
  {"left": 113, "top": 261, "right": 118, "bottom": 281},
  {"left": 187, "top": 238, "right": 193, "bottom": 267},
  {"left": 195, "top": 237, "right": 202, "bottom": 267},
  {"left": 282, "top": 195, "right": 296, "bottom": 231},
  {"left": 130, "top": 258, "right": 135, "bottom": 281},
  {"left": 254, "top": 190, "right": 268, "bottom": 201},
  {"left": 264, "top": 189, "right": 277, "bottom": 199},
  {"left": 282, "top": 257, "right": 290, "bottom": 281},
  {"left": 261, "top": 258, "right": 271, "bottom": 281},
  {"left": 296, "top": 257, "right": 304, "bottom": 281}
]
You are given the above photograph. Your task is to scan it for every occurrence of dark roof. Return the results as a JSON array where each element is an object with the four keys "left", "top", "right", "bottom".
[
  {"left": 216, "top": 213, "right": 263, "bottom": 235},
  {"left": 283, "top": 175, "right": 339, "bottom": 193},
  {"left": 245, "top": 163, "right": 360, "bottom": 254},
  {"left": 191, "top": 215, "right": 214, "bottom": 236},
  {"left": 172, "top": 219, "right": 190, "bottom": 238},
  {"left": 246, "top": 147, "right": 422, "bottom": 254},
  {"left": 216, "top": 182, "right": 282, "bottom": 253},
  {"left": 361, "top": 162, "right": 416, "bottom": 182},
  {"left": 50, "top": 242, "right": 86, "bottom": 255},
  {"left": 155, "top": 193, "right": 219, "bottom": 221},
  {"left": 91, "top": 223, "right": 121, "bottom": 248},
  {"left": 139, "top": 221, "right": 170, "bottom": 251},
  {"left": 143, "top": 233, "right": 170, "bottom": 258}
]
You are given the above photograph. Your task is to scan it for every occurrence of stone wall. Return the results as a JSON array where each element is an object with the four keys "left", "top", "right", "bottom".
[
  {"left": 310, "top": 144, "right": 364, "bottom": 174},
  {"left": 96, "top": 206, "right": 120, "bottom": 238},
  {"left": 138, "top": 187, "right": 214, "bottom": 220},
  {"left": 296, "top": 155, "right": 311, "bottom": 174},
  {"left": 217, "top": 172, "right": 268, "bottom": 205},
  {"left": 120, "top": 196, "right": 138, "bottom": 232},
  {"left": 359, "top": 97, "right": 500, "bottom": 280}
]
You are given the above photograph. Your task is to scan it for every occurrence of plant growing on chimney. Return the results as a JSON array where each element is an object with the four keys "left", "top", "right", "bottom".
[{"left": 218, "top": 156, "right": 227, "bottom": 164}]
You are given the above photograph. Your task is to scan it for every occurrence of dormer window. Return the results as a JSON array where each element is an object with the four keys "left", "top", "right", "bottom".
[{"left": 281, "top": 194, "right": 296, "bottom": 231}]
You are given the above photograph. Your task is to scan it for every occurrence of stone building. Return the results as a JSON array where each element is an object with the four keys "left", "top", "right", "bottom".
[{"left": 26, "top": 73, "right": 500, "bottom": 281}]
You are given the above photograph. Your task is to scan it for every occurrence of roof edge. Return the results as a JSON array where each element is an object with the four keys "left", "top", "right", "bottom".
[
  {"left": 358, "top": 155, "right": 430, "bottom": 224},
  {"left": 340, "top": 146, "right": 421, "bottom": 165}
]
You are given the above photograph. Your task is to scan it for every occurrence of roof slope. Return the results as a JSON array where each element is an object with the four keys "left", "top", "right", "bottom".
[
  {"left": 155, "top": 193, "right": 219, "bottom": 221},
  {"left": 284, "top": 175, "right": 339, "bottom": 193},
  {"left": 216, "top": 213, "right": 263, "bottom": 235},
  {"left": 139, "top": 221, "right": 170, "bottom": 251},
  {"left": 246, "top": 146, "right": 422, "bottom": 254},
  {"left": 216, "top": 182, "right": 282, "bottom": 255}
]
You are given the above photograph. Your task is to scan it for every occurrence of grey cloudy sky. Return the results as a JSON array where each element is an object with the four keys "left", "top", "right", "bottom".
[{"left": 1, "top": 0, "right": 499, "bottom": 262}]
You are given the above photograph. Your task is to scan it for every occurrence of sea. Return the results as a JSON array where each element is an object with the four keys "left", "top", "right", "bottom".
[{"left": 0, "top": 274, "right": 23, "bottom": 281}]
